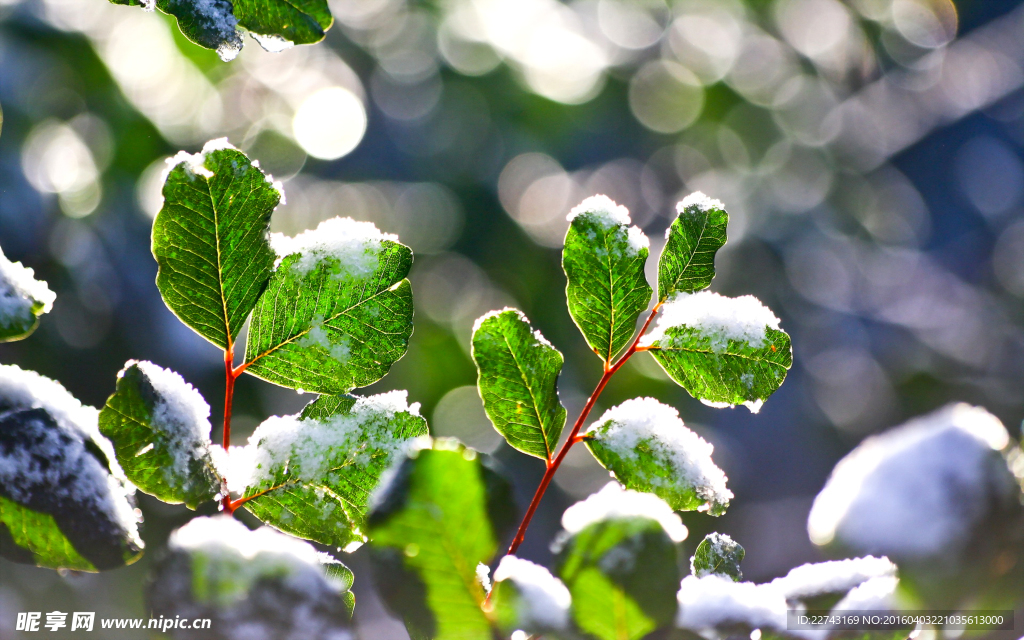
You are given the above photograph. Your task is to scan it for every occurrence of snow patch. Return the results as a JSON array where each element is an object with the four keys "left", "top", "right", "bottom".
[
  {"left": 676, "top": 574, "right": 788, "bottom": 632},
  {"left": 643, "top": 291, "right": 780, "bottom": 353},
  {"left": 493, "top": 556, "right": 571, "bottom": 630},
  {"left": 228, "top": 391, "right": 421, "bottom": 492},
  {"left": 562, "top": 482, "right": 688, "bottom": 542},
  {"left": 676, "top": 191, "right": 724, "bottom": 216},
  {"left": 124, "top": 361, "right": 214, "bottom": 491},
  {"left": 833, "top": 576, "right": 899, "bottom": 610},
  {"left": 769, "top": 556, "right": 897, "bottom": 600},
  {"left": 567, "top": 195, "right": 631, "bottom": 226},
  {"left": 588, "top": 398, "right": 731, "bottom": 513},
  {"left": 169, "top": 516, "right": 343, "bottom": 601},
  {"left": 270, "top": 217, "right": 397, "bottom": 280},
  {"left": 808, "top": 403, "right": 1015, "bottom": 560},
  {"left": 250, "top": 32, "right": 295, "bottom": 53},
  {"left": 0, "top": 364, "right": 141, "bottom": 546},
  {"left": 567, "top": 195, "right": 650, "bottom": 253},
  {"left": 165, "top": 138, "right": 238, "bottom": 180},
  {"left": 0, "top": 247, "right": 56, "bottom": 330}
]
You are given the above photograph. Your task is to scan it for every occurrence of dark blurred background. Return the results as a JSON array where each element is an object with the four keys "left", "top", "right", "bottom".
[{"left": 0, "top": 0, "right": 1022, "bottom": 636}]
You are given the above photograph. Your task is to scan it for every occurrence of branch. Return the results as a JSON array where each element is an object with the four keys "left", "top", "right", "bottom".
[
  {"left": 502, "top": 302, "right": 662, "bottom": 558},
  {"left": 222, "top": 343, "right": 237, "bottom": 514}
]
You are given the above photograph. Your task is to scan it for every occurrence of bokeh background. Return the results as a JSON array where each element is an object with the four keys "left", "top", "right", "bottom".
[{"left": 1, "top": 0, "right": 1022, "bottom": 636}]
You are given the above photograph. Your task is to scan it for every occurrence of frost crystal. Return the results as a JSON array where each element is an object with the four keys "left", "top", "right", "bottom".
[
  {"left": 567, "top": 194, "right": 650, "bottom": 253},
  {"left": 0, "top": 247, "right": 55, "bottom": 331},
  {"left": 228, "top": 391, "right": 421, "bottom": 492},
  {"left": 769, "top": 556, "right": 897, "bottom": 599},
  {"left": 588, "top": 398, "right": 732, "bottom": 513},
  {"left": 493, "top": 556, "right": 571, "bottom": 630},
  {"left": 562, "top": 482, "right": 688, "bottom": 542},
  {"left": 0, "top": 364, "right": 141, "bottom": 546},
  {"left": 270, "top": 217, "right": 397, "bottom": 280},
  {"left": 643, "top": 290, "right": 781, "bottom": 353},
  {"left": 676, "top": 574, "right": 788, "bottom": 632},
  {"left": 124, "top": 361, "right": 214, "bottom": 491},
  {"left": 807, "top": 403, "right": 1015, "bottom": 560}
]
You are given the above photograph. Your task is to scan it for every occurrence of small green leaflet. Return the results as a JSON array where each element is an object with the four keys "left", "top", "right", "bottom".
[
  {"left": 644, "top": 291, "right": 792, "bottom": 411},
  {"left": 556, "top": 516, "right": 680, "bottom": 640},
  {"left": 690, "top": 532, "right": 744, "bottom": 581},
  {"left": 149, "top": 516, "right": 355, "bottom": 636},
  {"left": 153, "top": 140, "right": 279, "bottom": 350},
  {"left": 0, "top": 246, "right": 55, "bottom": 343},
  {"left": 237, "top": 391, "right": 427, "bottom": 549},
  {"left": 367, "top": 439, "right": 516, "bottom": 640},
  {"left": 562, "top": 196, "right": 653, "bottom": 362},
  {"left": 98, "top": 361, "right": 222, "bottom": 509},
  {"left": 472, "top": 309, "right": 567, "bottom": 460},
  {"left": 243, "top": 220, "right": 414, "bottom": 394},
  {"left": 658, "top": 192, "right": 728, "bottom": 302},
  {"left": 107, "top": 0, "right": 331, "bottom": 61},
  {"left": 585, "top": 397, "right": 732, "bottom": 516},
  {"left": 0, "top": 408, "right": 143, "bottom": 571}
]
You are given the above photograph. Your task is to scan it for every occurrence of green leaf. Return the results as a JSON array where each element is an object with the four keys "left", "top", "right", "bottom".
[
  {"left": 584, "top": 397, "right": 732, "bottom": 516},
  {"left": 237, "top": 391, "right": 427, "bottom": 549},
  {"left": 98, "top": 360, "right": 222, "bottom": 509},
  {"left": 658, "top": 193, "right": 728, "bottom": 301},
  {"left": 153, "top": 139, "right": 279, "bottom": 350},
  {"left": 644, "top": 291, "right": 792, "bottom": 411},
  {"left": 556, "top": 514, "right": 681, "bottom": 640},
  {"left": 690, "top": 532, "right": 744, "bottom": 581},
  {"left": 243, "top": 218, "right": 414, "bottom": 394},
  {"left": 562, "top": 196, "right": 653, "bottom": 362},
  {"left": 367, "top": 439, "right": 516, "bottom": 640},
  {"left": 108, "top": 0, "right": 331, "bottom": 60},
  {"left": 233, "top": 0, "right": 333, "bottom": 48},
  {"left": 0, "top": 408, "right": 143, "bottom": 571},
  {"left": 0, "top": 495, "right": 96, "bottom": 571},
  {"left": 149, "top": 516, "right": 354, "bottom": 636},
  {"left": 472, "top": 309, "right": 567, "bottom": 460},
  {"left": 0, "top": 246, "right": 55, "bottom": 343}
]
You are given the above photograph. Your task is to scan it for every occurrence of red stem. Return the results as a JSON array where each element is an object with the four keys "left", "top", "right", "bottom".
[
  {"left": 221, "top": 345, "right": 237, "bottom": 514},
  {"left": 503, "top": 303, "right": 662, "bottom": 558}
]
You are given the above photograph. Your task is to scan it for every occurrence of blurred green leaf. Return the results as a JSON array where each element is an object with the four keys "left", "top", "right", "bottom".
[
  {"left": 98, "top": 361, "right": 222, "bottom": 509},
  {"left": 649, "top": 324, "right": 792, "bottom": 410},
  {"left": 0, "top": 495, "right": 96, "bottom": 571},
  {"left": 690, "top": 532, "right": 744, "bottom": 581},
  {"left": 239, "top": 392, "right": 427, "bottom": 548},
  {"left": 148, "top": 517, "right": 354, "bottom": 636},
  {"left": 153, "top": 142, "right": 279, "bottom": 350},
  {"left": 563, "top": 204, "right": 652, "bottom": 362},
  {"left": 472, "top": 309, "right": 567, "bottom": 460},
  {"left": 556, "top": 516, "right": 680, "bottom": 640},
  {"left": 0, "top": 408, "right": 143, "bottom": 571},
  {"left": 0, "top": 246, "right": 55, "bottom": 343},
  {"left": 242, "top": 237, "right": 413, "bottom": 394},
  {"left": 658, "top": 195, "right": 728, "bottom": 302},
  {"left": 368, "top": 440, "right": 515, "bottom": 640}
]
